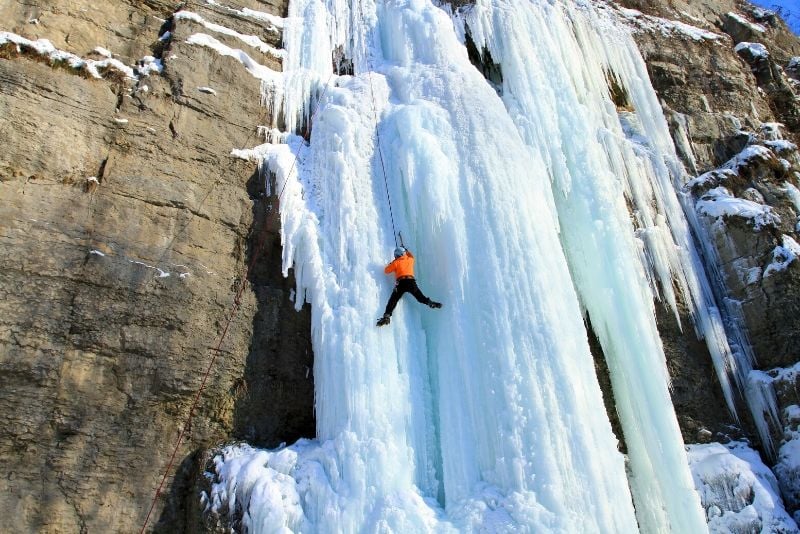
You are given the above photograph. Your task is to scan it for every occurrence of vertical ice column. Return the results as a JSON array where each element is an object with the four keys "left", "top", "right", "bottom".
[{"left": 459, "top": 0, "right": 709, "bottom": 532}]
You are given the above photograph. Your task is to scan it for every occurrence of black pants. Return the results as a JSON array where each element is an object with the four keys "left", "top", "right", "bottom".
[{"left": 383, "top": 278, "right": 431, "bottom": 316}]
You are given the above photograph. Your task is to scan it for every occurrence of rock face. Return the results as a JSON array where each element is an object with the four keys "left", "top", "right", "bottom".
[
  {"left": 0, "top": 1, "right": 312, "bottom": 532},
  {"left": 1, "top": 0, "right": 800, "bottom": 532}
]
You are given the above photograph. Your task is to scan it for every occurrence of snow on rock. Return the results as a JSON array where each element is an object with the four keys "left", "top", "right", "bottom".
[
  {"left": 725, "top": 144, "right": 775, "bottom": 173},
  {"left": 136, "top": 55, "right": 163, "bottom": 76},
  {"left": 686, "top": 168, "right": 739, "bottom": 192},
  {"left": 735, "top": 41, "right": 770, "bottom": 59},
  {"left": 728, "top": 12, "right": 768, "bottom": 34},
  {"left": 696, "top": 186, "right": 781, "bottom": 230},
  {"left": 185, "top": 33, "right": 282, "bottom": 84},
  {"left": 0, "top": 31, "right": 136, "bottom": 78},
  {"left": 776, "top": 405, "right": 800, "bottom": 522},
  {"left": 764, "top": 235, "right": 800, "bottom": 277},
  {"left": 767, "top": 140, "right": 799, "bottom": 154},
  {"left": 615, "top": 7, "right": 724, "bottom": 41},
  {"left": 204, "top": 0, "right": 285, "bottom": 33},
  {"left": 175, "top": 10, "right": 285, "bottom": 58},
  {"left": 762, "top": 122, "right": 784, "bottom": 141},
  {"left": 688, "top": 442, "right": 798, "bottom": 533},
  {"left": 687, "top": 144, "right": 779, "bottom": 196},
  {"left": 93, "top": 46, "right": 113, "bottom": 58},
  {"left": 197, "top": 86, "right": 217, "bottom": 95}
]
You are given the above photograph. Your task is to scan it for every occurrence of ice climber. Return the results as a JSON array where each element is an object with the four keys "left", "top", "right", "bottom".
[{"left": 377, "top": 247, "right": 442, "bottom": 326}]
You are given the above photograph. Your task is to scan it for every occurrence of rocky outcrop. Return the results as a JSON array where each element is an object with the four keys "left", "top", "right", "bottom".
[{"left": 0, "top": 1, "right": 312, "bottom": 532}]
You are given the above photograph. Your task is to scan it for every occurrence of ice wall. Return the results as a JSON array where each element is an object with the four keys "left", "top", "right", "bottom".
[
  {"left": 206, "top": 0, "right": 722, "bottom": 532},
  {"left": 454, "top": 1, "right": 743, "bottom": 531}
]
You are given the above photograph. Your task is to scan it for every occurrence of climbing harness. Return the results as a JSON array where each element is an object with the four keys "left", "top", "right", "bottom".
[{"left": 138, "top": 72, "right": 335, "bottom": 534}]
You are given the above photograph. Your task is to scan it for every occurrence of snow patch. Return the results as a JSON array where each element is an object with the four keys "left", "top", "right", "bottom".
[
  {"left": 197, "top": 86, "right": 217, "bottom": 95},
  {"left": 175, "top": 10, "right": 284, "bottom": 59},
  {"left": 766, "top": 139, "right": 798, "bottom": 153},
  {"left": 185, "top": 33, "right": 282, "bottom": 84},
  {"left": 724, "top": 144, "right": 775, "bottom": 173},
  {"left": 615, "top": 7, "right": 723, "bottom": 41},
  {"left": 93, "top": 46, "right": 113, "bottom": 58},
  {"left": 696, "top": 187, "right": 780, "bottom": 230},
  {"left": 136, "top": 55, "right": 163, "bottom": 76},
  {"left": 764, "top": 235, "right": 800, "bottom": 277},
  {"left": 688, "top": 442, "right": 798, "bottom": 533},
  {"left": 204, "top": 0, "right": 285, "bottom": 33},
  {"left": 728, "top": 12, "right": 768, "bottom": 34},
  {"left": 130, "top": 260, "right": 170, "bottom": 278},
  {"left": 0, "top": 32, "right": 136, "bottom": 78},
  {"left": 735, "top": 41, "right": 769, "bottom": 59}
]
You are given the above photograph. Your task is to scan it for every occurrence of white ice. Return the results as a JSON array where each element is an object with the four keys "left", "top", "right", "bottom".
[{"left": 687, "top": 441, "right": 798, "bottom": 533}]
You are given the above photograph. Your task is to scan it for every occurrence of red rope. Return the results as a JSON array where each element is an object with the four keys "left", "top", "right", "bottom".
[{"left": 138, "top": 73, "right": 333, "bottom": 534}]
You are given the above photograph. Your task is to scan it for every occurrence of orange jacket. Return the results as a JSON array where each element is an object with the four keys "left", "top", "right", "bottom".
[{"left": 384, "top": 251, "right": 415, "bottom": 280}]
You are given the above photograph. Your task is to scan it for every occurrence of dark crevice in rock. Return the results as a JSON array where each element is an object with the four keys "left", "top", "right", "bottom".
[
  {"left": 153, "top": 450, "right": 203, "bottom": 534},
  {"left": 333, "top": 45, "right": 353, "bottom": 76},
  {"left": 232, "top": 168, "right": 315, "bottom": 448},
  {"left": 585, "top": 315, "right": 627, "bottom": 454},
  {"left": 606, "top": 70, "right": 633, "bottom": 111},
  {"left": 464, "top": 29, "right": 503, "bottom": 95}
]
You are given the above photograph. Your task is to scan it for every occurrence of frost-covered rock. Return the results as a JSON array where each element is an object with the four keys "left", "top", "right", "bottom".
[
  {"left": 764, "top": 235, "right": 800, "bottom": 277},
  {"left": 776, "top": 405, "right": 800, "bottom": 522},
  {"left": 736, "top": 41, "right": 770, "bottom": 61},
  {"left": 696, "top": 186, "right": 780, "bottom": 230},
  {"left": 688, "top": 442, "right": 798, "bottom": 533}
]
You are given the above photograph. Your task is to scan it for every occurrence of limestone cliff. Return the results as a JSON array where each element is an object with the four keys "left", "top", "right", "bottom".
[
  {"left": 1, "top": 0, "right": 799, "bottom": 532},
  {"left": 0, "top": 1, "right": 312, "bottom": 532}
]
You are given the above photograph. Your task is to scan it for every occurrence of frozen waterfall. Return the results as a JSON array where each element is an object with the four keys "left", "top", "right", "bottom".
[{"left": 206, "top": 0, "right": 728, "bottom": 532}]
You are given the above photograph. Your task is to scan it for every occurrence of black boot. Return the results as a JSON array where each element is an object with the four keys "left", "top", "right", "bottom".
[
  {"left": 377, "top": 314, "right": 391, "bottom": 326},
  {"left": 428, "top": 301, "right": 442, "bottom": 309}
]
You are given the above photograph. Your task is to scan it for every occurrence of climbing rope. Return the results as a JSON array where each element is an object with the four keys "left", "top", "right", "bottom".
[
  {"left": 138, "top": 72, "right": 334, "bottom": 534},
  {"left": 366, "top": 63, "right": 399, "bottom": 247}
]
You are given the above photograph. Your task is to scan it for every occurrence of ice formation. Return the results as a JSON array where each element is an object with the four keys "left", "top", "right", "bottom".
[
  {"left": 201, "top": 0, "right": 762, "bottom": 531},
  {"left": 687, "top": 442, "right": 797, "bottom": 533}
]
